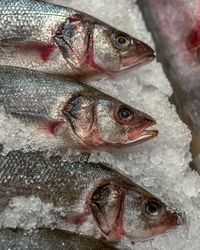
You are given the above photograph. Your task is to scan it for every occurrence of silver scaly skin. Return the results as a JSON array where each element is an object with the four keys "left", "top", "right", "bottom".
[
  {"left": 0, "top": 228, "right": 118, "bottom": 250},
  {"left": 0, "top": 0, "right": 154, "bottom": 81},
  {"left": 0, "top": 66, "right": 158, "bottom": 151},
  {"left": 0, "top": 149, "right": 180, "bottom": 241}
]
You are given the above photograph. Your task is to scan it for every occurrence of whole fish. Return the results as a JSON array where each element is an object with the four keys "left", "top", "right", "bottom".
[
  {"left": 138, "top": 0, "right": 200, "bottom": 160},
  {"left": 0, "top": 0, "right": 154, "bottom": 81},
  {"left": 0, "top": 150, "right": 180, "bottom": 241},
  {"left": 0, "top": 66, "right": 158, "bottom": 152},
  {"left": 0, "top": 228, "right": 118, "bottom": 250}
]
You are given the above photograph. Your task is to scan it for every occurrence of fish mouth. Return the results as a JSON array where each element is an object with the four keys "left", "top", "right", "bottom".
[
  {"left": 119, "top": 43, "right": 155, "bottom": 71},
  {"left": 126, "top": 129, "right": 158, "bottom": 144},
  {"left": 120, "top": 53, "right": 155, "bottom": 71},
  {"left": 126, "top": 121, "right": 158, "bottom": 145}
]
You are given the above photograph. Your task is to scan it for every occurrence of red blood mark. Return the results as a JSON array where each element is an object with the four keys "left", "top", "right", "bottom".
[
  {"left": 23, "top": 42, "right": 56, "bottom": 62},
  {"left": 69, "top": 15, "right": 102, "bottom": 72},
  {"left": 113, "top": 200, "right": 126, "bottom": 239},
  {"left": 50, "top": 121, "right": 65, "bottom": 136},
  {"left": 187, "top": 23, "right": 200, "bottom": 49},
  {"left": 85, "top": 31, "right": 105, "bottom": 73},
  {"left": 69, "top": 14, "right": 83, "bottom": 22}
]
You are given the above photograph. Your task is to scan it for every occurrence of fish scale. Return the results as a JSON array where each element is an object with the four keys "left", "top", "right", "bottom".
[
  {"left": 0, "top": 0, "right": 71, "bottom": 41},
  {"left": 0, "top": 228, "right": 118, "bottom": 250},
  {"left": 0, "top": 66, "right": 158, "bottom": 151},
  {"left": 0, "top": 0, "right": 155, "bottom": 80},
  {"left": 0, "top": 149, "right": 179, "bottom": 241}
]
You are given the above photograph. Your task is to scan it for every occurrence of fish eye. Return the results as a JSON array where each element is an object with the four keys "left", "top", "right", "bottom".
[
  {"left": 116, "top": 107, "right": 133, "bottom": 124},
  {"left": 113, "top": 33, "right": 131, "bottom": 49},
  {"left": 144, "top": 200, "right": 162, "bottom": 217}
]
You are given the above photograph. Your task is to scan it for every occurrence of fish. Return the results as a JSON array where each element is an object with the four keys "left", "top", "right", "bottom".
[
  {"left": 0, "top": 228, "right": 118, "bottom": 250},
  {"left": 0, "top": 0, "right": 155, "bottom": 81},
  {"left": 0, "top": 66, "right": 158, "bottom": 152},
  {"left": 0, "top": 149, "right": 181, "bottom": 241},
  {"left": 138, "top": 0, "right": 200, "bottom": 160}
]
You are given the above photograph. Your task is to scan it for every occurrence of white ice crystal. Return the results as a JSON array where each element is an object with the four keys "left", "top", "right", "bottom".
[
  {"left": 0, "top": 196, "right": 55, "bottom": 230},
  {"left": 1, "top": 0, "right": 200, "bottom": 249}
]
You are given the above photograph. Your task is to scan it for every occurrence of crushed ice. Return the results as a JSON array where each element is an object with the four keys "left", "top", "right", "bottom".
[{"left": 0, "top": 0, "right": 199, "bottom": 249}]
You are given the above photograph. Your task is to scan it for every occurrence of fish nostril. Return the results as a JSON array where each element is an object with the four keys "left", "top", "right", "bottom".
[
  {"left": 137, "top": 42, "right": 155, "bottom": 57},
  {"left": 142, "top": 117, "right": 156, "bottom": 126}
]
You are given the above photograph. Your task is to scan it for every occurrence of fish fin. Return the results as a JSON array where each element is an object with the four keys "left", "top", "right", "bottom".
[
  {"left": 62, "top": 212, "right": 89, "bottom": 225},
  {"left": 9, "top": 112, "right": 65, "bottom": 136},
  {"left": 0, "top": 39, "right": 56, "bottom": 62}
]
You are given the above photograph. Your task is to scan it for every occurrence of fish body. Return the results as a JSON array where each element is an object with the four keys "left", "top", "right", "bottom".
[
  {"left": 138, "top": 0, "right": 200, "bottom": 158},
  {"left": 0, "top": 66, "right": 157, "bottom": 151},
  {"left": 0, "top": 228, "right": 117, "bottom": 250},
  {"left": 0, "top": 150, "right": 179, "bottom": 241},
  {"left": 0, "top": 0, "right": 154, "bottom": 81}
]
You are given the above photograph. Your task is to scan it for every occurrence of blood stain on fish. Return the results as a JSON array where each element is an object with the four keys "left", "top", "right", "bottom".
[{"left": 23, "top": 42, "right": 56, "bottom": 62}]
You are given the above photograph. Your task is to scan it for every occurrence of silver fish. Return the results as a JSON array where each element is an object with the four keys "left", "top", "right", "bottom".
[
  {"left": 0, "top": 149, "right": 180, "bottom": 241},
  {"left": 0, "top": 0, "right": 154, "bottom": 81},
  {"left": 0, "top": 228, "right": 118, "bottom": 250},
  {"left": 0, "top": 66, "right": 158, "bottom": 152}
]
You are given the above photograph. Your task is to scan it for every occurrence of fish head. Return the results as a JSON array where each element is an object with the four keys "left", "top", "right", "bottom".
[
  {"left": 90, "top": 181, "right": 180, "bottom": 241},
  {"left": 54, "top": 13, "right": 154, "bottom": 79},
  {"left": 122, "top": 188, "right": 180, "bottom": 241},
  {"left": 92, "top": 26, "right": 155, "bottom": 76},
  {"left": 62, "top": 91, "right": 158, "bottom": 150}
]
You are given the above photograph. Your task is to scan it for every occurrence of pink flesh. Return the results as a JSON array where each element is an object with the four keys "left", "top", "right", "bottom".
[
  {"left": 23, "top": 42, "right": 56, "bottom": 62},
  {"left": 152, "top": 0, "right": 200, "bottom": 63}
]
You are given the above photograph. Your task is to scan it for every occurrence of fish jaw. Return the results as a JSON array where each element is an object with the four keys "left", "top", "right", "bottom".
[
  {"left": 119, "top": 41, "right": 155, "bottom": 71},
  {"left": 147, "top": 212, "right": 179, "bottom": 240},
  {"left": 125, "top": 120, "right": 158, "bottom": 146}
]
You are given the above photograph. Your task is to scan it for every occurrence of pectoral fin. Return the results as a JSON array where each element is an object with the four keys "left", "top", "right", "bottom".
[
  {"left": 61, "top": 212, "right": 89, "bottom": 225},
  {"left": 9, "top": 111, "right": 65, "bottom": 136},
  {"left": 0, "top": 40, "right": 56, "bottom": 62}
]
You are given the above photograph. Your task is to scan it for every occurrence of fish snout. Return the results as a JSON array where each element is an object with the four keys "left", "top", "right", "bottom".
[
  {"left": 126, "top": 111, "right": 158, "bottom": 144},
  {"left": 121, "top": 39, "right": 155, "bottom": 70}
]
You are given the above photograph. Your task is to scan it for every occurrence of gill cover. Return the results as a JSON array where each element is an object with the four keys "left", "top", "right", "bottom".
[
  {"left": 62, "top": 94, "right": 96, "bottom": 142},
  {"left": 90, "top": 182, "right": 125, "bottom": 238},
  {"left": 54, "top": 14, "right": 91, "bottom": 70}
]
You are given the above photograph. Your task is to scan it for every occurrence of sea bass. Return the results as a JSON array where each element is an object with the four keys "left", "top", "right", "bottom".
[
  {"left": 0, "top": 150, "right": 180, "bottom": 241},
  {"left": 0, "top": 0, "right": 154, "bottom": 81},
  {"left": 0, "top": 66, "right": 158, "bottom": 152},
  {"left": 138, "top": 0, "right": 200, "bottom": 159},
  {"left": 0, "top": 228, "right": 117, "bottom": 250}
]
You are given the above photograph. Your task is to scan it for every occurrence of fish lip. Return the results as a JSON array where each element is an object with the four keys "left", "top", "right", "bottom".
[
  {"left": 120, "top": 53, "right": 155, "bottom": 71},
  {"left": 125, "top": 120, "right": 158, "bottom": 145},
  {"left": 125, "top": 129, "right": 158, "bottom": 145}
]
